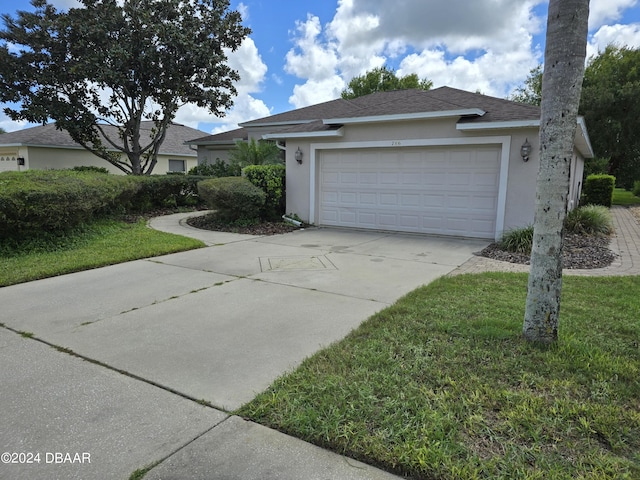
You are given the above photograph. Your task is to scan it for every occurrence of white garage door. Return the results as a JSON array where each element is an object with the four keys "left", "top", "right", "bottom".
[{"left": 319, "top": 145, "right": 501, "bottom": 238}]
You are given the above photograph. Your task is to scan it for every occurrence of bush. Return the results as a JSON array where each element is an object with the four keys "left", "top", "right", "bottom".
[
  {"left": 188, "top": 159, "right": 241, "bottom": 177},
  {"left": 633, "top": 181, "right": 640, "bottom": 198},
  {"left": 126, "top": 175, "right": 209, "bottom": 212},
  {"left": 70, "top": 165, "right": 111, "bottom": 174},
  {"left": 583, "top": 157, "right": 609, "bottom": 177},
  {"left": 499, "top": 225, "right": 533, "bottom": 254},
  {"left": 243, "top": 164, "right": 286, "bottom": 221},
  {"left": 0, "top": 170, "right": 139, "bottom": 238},
  {"left": 564, "top": 205, "right": 613, "bottom": 235},
  {"left": 198, "top": 177, "right": 265, "bottom": 222},
  {"left": 582, "top": 174, "right": 615, "bottom": 207}
]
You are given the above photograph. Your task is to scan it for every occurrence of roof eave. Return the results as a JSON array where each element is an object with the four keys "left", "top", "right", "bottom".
[
  {"left": 239, "top": 119, "right": 316, "bottom": 128},
  {"left": 323, "top": 108, "right": 486, "bottom": 125},
  {"left": 456, "top": 119, "right": 541, "bottom": 130},
  {"left": 262, "top": 127, "right": 345, "bottom": 140}
]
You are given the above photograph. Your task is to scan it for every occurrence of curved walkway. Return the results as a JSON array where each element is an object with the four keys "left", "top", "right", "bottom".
[{"left": 450, "top": 206, "right": 640, "bottom": 276}]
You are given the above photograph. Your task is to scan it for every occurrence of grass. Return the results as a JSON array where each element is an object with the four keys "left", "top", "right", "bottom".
[
  {"left": 0, "top": 218, "right": 204, "bottom": 287},
  {"left": 612, "top": 188, "right": 640, "bottom": 206},
  {"left": 238, "top": 273, "right": 640, "bottom": 479}
]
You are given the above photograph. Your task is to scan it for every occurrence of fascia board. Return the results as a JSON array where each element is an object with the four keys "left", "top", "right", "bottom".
[
  {"left": 262, "top": 128, "right": 344, "bottom": 140},
  {"left": 323, "top": 109, "right": 486, "bottom": 125}
]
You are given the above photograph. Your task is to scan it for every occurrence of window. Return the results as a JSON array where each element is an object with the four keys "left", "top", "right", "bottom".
[{"left": 168, "top": 159, "right": 186, "bottom": 173}]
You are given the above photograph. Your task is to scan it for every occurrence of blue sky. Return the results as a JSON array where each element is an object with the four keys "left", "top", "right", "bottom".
[{"left": 1, "top": 0, "right": 640, "bottom": 134}]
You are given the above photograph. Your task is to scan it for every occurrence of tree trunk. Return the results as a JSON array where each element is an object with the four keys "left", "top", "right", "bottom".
[{"left": 523, "top": 0, "right": 589, "bottom": 343}]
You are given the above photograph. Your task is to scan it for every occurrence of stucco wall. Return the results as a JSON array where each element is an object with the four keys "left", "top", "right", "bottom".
[
  {"left": 21, "top": 146, "right": 196, "bottom": 174},
  {"left": 283, "top": 120, "right": 585, "bottom": 239}
]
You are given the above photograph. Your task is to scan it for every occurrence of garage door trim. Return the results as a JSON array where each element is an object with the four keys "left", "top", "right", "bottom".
[{"left": 309, "top": 136, "right": 511, "bottom": 240}]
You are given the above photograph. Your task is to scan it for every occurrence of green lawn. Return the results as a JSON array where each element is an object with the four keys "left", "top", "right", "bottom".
[
  {"left": 0, "top": 218, "right": 204, "bottom": 287},
  {"left": 612, "top": 188, "right": 640, "bottom": 206},
  {"left": 239, "top": 273, "right": 640, "bottom": 479}
]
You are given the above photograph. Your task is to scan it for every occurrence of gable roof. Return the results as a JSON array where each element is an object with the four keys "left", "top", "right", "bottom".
[
  {"left": 242, "top": 87, "right": 541, "bottom": 129},
  {"left": 184, "top": 86, "right": 592, "bottom": 157},
  {"left": 0, "top": 122, "right": 206, "bottom": 156},
  {"left": 187, "top": 87, "right": 542, "bottom": 145}
]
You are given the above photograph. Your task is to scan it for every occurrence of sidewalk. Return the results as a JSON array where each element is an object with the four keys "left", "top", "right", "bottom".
[{"left": 450, "top": 206, "right": 640, "bottom": 276}]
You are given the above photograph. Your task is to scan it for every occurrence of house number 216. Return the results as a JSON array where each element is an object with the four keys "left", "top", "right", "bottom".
[{"left": 391, "top": 141, "right": 402, "bottom": 146}]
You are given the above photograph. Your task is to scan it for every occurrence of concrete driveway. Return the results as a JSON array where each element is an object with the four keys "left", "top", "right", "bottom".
[{"left": 0, "top": 214, "right": 488, "bottom": 478}]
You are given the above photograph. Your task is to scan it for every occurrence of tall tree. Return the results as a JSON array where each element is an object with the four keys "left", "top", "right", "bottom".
[
  {"left": 523, "top": 0, "right": 589, "bottom": 343},
  {"left": 509, "top": 65, "right": 543, "bottom": 106},
  {"left": 341, "top": 66, "right": 432, "bottom": 99},
  {"left": 0, "top": 0, "right": 250, "bottom": 175},
  {"left": 580, "top": 45, "right": 640, "bottom": 189}
]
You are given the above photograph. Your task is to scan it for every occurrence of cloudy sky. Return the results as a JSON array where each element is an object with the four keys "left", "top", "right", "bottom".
[{"left": 1, "top": 0, "right": 639, "bottom": 134}]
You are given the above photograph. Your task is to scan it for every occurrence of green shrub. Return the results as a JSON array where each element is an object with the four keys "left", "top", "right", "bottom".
[
  {"left": 188, "top": 159, "right": 241, "bottom": 177},
  {"left": 582, "top": 174, "right": 615, "bottom": 207},
  {"left": 243, "top": 164, "right": 286, "bottom": 221},
  {"left": 70, "top": 165, "right": 111, "bottom": 174},
  {"left": 126, "top": 175, "right": 208, "bottom": 212},
  {"left": 633, "top": 181, "right": 640, "bottom": 197},
  {"left": 564, "top": 205, "right": 613, "bottom": 235},
  {"left": 0, "top": 170, "right": 139, "bottom": 238},
  {"left": 198, "top": 177, "right": 265, "bottom": 222},
  {"left": 583, "top": 157, "right": 609, "bottom": 177},
  {"left": 499, "top": 225, "right": 534, "bottom": 254}
]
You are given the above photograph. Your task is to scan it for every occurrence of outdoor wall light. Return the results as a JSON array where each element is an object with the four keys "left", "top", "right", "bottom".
[
  {"left": 295, "top": 147, "right": 303, "bottom": 164},
  {"left": 520, "top": 139, "right": 532, "bottom": 162},
  {"left": 17, "top": 157, "right": 25, "bottom": 166}
]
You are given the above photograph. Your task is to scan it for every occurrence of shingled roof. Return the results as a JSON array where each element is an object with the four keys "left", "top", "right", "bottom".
[
  {"left": 186, "top": 86, "right": 541, "bottom": 144},
  {"left": 0, "top": 122, "right": 206, "bottom": 156}
]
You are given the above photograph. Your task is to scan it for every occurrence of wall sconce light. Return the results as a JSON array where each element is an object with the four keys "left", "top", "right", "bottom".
[
  {"left": 520, "top": 139, "right": 532, "bottom": 162},
  {"left": 295, "top": 147, "right": 303, "bottom": 164},
  {"left": 17, "top": 157, "right": 25, "bottom": 166}
]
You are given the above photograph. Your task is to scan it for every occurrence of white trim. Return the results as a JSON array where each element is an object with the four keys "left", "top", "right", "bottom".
[
  {"left": 262, "top": 127, "right": 344, "bottom": 140},
  {"left": 309, "top": 136, "right": 511, "bottom": 240},
  {"left": 323, "top": 109, "right": 485, "bottom": 125},
  {"left": 238, "top": 119, "right": 315, "bottom": 127},
  {"left": 457, "top": 119, "right": 540, "bottom": 130},
  {"left": 576, "top": 116, "right": 594, "bottom": 158}
]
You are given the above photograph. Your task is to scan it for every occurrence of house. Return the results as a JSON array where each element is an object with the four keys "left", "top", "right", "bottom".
[
  {"left": 186, "top": 87, "right": 593, "bottom": 240},
  {"left": 0, "top": 121, "right": 206, "bottom": 174}
]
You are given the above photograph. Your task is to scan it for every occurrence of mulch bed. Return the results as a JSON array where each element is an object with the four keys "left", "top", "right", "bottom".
[
  {"left": 478, "top": 233, "right": 616, "bottom": 269},
  {"left": 186, "top": 213, "right": 299, "bottom": 235}
]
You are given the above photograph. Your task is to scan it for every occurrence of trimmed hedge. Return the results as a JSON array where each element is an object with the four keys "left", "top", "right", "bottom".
[
  {"left": 243, "top": 164, "right": 286, "bottom": 221},
  {"left": 125, "top": 175, "right": 209, "bottom": 212},
  {"left": 198, "top": 177, "right": 265, "bottom": 222},
  {"left": 633, "top": 181, "right": 640, "bottom": 198},
  {"left": 0, "top": 170, "right": 139, "bottom": 238},
  {"left": 582, "top": 174, "right": 615, "bottom": 207}
]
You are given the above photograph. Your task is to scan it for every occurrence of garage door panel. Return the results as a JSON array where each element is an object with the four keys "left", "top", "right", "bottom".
[{"left": 319, "top": 146, "right": 500, "bottom": 238}]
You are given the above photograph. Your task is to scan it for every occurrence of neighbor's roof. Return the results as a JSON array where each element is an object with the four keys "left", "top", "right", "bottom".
[
  {"left": 183, "top": 127, "right": 248, "bottom": 146},
  {"left": 0, "top": 122, "right": 206, "bottom": 156}
]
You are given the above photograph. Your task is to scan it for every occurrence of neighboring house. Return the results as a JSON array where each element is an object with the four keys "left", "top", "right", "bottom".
[
  {"left": 186, "top": 87, "right": 593, "bottom": 240},
  {"left": 0, "top": 122, "right": 205, "bottom": 174}
]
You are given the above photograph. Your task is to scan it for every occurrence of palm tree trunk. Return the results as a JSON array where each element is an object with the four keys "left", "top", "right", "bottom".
[{"left": 523, "top": 0, "right": 589, "bottom": 343}]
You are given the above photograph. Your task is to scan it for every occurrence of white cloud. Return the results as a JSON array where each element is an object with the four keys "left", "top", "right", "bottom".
[
  {"left": 587, "top": 23, "right": 640, "bottom": 59},
  {"left": 0, "top": 111, "right": 31, "bottom": 133},
  {"left": 288, "top": 77, "right": 345, "bottom": 109},
  {"left": 589, "top": 0, "right": 638, "bottom": 29},
  {"left": 285, "top": 14, "right": 340, "bottom": 81},
  {"left": 283, "top": 0, "right": 544, "bottom": 107}
]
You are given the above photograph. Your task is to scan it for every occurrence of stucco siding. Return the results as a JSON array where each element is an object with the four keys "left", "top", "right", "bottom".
[{"left": 21, "top": 146, "right": 196, "bottom": 174}]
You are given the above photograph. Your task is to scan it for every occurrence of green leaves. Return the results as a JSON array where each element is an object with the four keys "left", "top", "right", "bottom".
[
  {"left": 341, "top": 66, "right": 433, "bottom": 99},
  {"left": 0, "top": 0, "right": 250, "bottom": 174}
]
